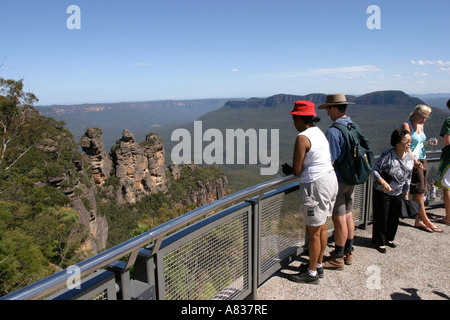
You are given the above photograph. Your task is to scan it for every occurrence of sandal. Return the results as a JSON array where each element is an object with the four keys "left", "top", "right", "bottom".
[
  {"left": 431, "top": 227, "right": 444, "bottom": 233},
  {"left": 414, "top": 225, "right": 433, "bottom": 233}
]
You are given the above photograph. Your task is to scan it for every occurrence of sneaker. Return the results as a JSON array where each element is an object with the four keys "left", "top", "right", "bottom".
[
  {"left": 298, "top": 263, "right": 324, "bottom": 278},
  {"left": 288, "top": 270, "right": 319, "bottom": 284},
  {"left": 344, "top": 248, "right": 353, "bottom": 266},
  {"left": 322, "top": 251, "right": 345, "bottom": 270}
]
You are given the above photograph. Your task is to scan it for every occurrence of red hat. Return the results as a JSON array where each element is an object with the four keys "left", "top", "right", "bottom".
[{"left": 290, "top": 100, "right": 316, "bottom": 116}]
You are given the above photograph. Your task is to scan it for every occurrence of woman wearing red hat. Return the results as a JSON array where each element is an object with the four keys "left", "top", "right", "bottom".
[{"left": 286, "top": 100, "right": 338, "bottom": 284}]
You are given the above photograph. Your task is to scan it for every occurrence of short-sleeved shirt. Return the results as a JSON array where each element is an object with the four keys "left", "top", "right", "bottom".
[
  {"left": 440, "top": 116, "right": 450, "bottom": 162},
  {"left": 325, "top": 116, "right": 353, "bottom": 183},
  {"left": 441, "top": 116, "right": 450, "bottom": 137},
  {"left": 372, "top": 148, "right": 414, "bottom": 196},
  {"left": 437, "top": 116, "right": 450, "bottom": 190}
]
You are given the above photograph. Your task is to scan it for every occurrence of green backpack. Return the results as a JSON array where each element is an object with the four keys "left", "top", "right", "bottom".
[{"left": 332, "top": 122, "right": 375, "bottom": 185}]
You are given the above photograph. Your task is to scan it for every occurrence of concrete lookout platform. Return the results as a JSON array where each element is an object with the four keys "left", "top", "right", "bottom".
[{"left": 257, "top": 204, "right": 449, "bottom": 300}]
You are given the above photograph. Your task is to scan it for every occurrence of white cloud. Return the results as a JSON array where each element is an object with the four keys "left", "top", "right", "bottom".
[
  {"left": 232, "top": 68, "right": 239, "bottom": 72},
  {"left": 312, "top": 65, "right": 379, "bottom": 75},
  {"left": 438, "top": 67, "right": 450, "bottom": 73},
  {"left": 337, "top": 74, "right": 367, "bottom": 80},
  {"left": 410, "top": 59, "right": 450, "bottom": 66},
  {"left": 250, "top": 65, "right": 379, "bottom": 79},
  {"left": 410, "top": 59, "right": 450, "bottom": 74},
  {"left": 133, "top": 62, "right": 152, "bottom": 67}
]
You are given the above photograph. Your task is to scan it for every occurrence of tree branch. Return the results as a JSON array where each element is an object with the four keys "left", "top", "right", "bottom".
[{"left": 3, "top": 146, "right": 32, "bottom": 172}]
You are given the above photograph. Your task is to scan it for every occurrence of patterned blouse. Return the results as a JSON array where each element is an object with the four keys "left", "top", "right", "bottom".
[{"left": 372, "top": 148, "right": 414, "bottom": 196}]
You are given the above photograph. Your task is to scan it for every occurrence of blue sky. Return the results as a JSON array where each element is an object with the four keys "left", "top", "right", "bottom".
[{"left": 1, "top": 0, "right": 449, "bottom": 105}]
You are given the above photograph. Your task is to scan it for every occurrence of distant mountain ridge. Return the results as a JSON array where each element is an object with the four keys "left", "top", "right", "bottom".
[
  {"left": 35, "top": 90, "right": 448, "bottom": 191},
  {"left": 356, "top": 90, "right": 424, "bottom": 106},
  {"left": 156, "top": 90, "right": 447, "bottom": 190},
  {"left": 222, "top": 90, "right": 423, "bottom": 109},
  {"left": 196, "top": 90, "right": 445, "bottom": 154},
  {"left": 36, "top": 98, "right": 231, "bottom": 151},
  {"left": 223, "top": 93, "right": 333, "bottom": 109},
  {"left": 412, "top": 93, "right": 450, "bottom": 111},
  {"left": 38, "top": 99, "right": 232, "bottom": 115}
]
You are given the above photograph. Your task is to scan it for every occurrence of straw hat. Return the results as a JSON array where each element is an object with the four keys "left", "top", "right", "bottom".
[{"left": 318, "top": 94, "right": 355, "bottom": 109}]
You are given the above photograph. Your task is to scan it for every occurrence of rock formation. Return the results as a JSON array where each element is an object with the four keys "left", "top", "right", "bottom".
[
  {"left": 143, "top": 133, "right": 168, "bottom": 194},
  {"left": 109, "top": 130, "right": 168, "bottom": 204},
  {"left": 81, "top": 128, "right": 228, "bottom": 208},
  {"left": 80, "top": 127, "right": 112, "bottom": 185},
  {"left": 75, "top": 127, "right": 227, "bottom": 252}
]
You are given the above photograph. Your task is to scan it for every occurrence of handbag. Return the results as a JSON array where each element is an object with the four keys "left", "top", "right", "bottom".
[{"left": 399, "top": 198, "right": 421, "bottom": 219}]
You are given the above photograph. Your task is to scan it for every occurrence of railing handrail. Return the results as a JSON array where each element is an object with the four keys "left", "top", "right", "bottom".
[
  {"left": 1, "top": 174, "right": 299, "bottom": 300},
  {"left": 374, "top": 149, "right": 442, "bottom": 161}
]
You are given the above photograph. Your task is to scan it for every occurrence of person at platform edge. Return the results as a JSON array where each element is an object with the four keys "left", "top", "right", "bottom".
[
  {"left": 318, "top": 93, "right": 357, "bottom": 269},
  {"left": 371, "top": 128, "right": 414, "bottom": 253},
  {"left": 286, "top": 100, "right": 338, "bottom": 284},
  {"left": 435, "top": 99, "right": 450, "bottom": 225},
  {"left": 401, "top": 104, "right": 442, "bottom": 233}
]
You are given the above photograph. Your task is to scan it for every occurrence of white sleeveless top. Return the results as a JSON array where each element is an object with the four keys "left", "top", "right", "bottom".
[{"left": 298, "top": 126, "right": 334, "bottom": 183}]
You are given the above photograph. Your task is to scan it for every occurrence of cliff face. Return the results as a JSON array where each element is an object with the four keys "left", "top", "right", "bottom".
[
  {"left": 185, "top": 175, "right": 228, "bottom": 207},
  {"left": 36, "top": 130, "right": 108, "bottom": 254},
  {"left": 169, "top": 163, "right": 228, "bottom": 208},
  {"left": 63, "top": 173, "right": 108, "bottom": 254}
]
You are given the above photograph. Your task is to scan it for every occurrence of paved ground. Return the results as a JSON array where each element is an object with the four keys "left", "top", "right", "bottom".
[{"left": 257, "top": 203, "right": 449, "bottom": 300}]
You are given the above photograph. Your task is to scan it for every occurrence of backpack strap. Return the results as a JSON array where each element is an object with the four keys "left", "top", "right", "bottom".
[
  {"left": 331, "top": 121, "right": 365, "bottom": 160},
  {"left": 331, "top": 122, "right": 355, "bottom": 146},
  {"left": 332, "top": 121, "right": 356, "bottom": 133},
  {"left": 331, "top": 122, "right": 352, "bottom": 165}
]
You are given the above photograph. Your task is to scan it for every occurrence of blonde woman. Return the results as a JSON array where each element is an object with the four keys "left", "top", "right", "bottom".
[{"left": 401, "top": 105, "right": 442, "bottom": 233}]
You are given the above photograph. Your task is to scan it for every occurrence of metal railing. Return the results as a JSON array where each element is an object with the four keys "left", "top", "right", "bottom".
[{"left": 1, "top": 150, "right": 442, "bottom": 300}]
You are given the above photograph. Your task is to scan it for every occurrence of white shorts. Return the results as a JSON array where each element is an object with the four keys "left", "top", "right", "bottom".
[{"left": 300, "top": 170, "right": 338, "bottom": 227}]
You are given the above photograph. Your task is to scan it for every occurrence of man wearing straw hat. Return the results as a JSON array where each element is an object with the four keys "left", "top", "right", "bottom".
[{"left": 318, "top": 94, "right": 357, "bottom": 269}]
